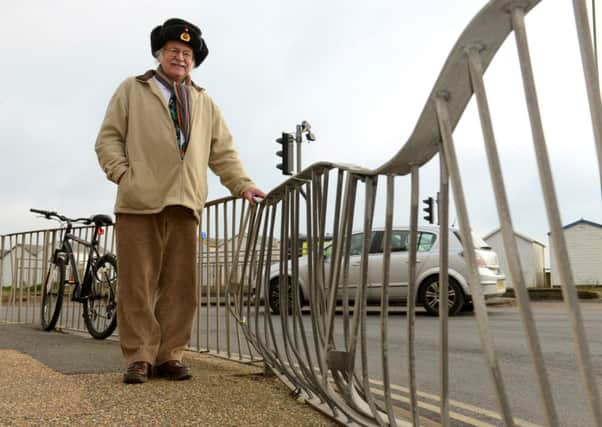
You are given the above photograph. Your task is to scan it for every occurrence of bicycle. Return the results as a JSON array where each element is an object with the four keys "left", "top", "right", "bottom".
[{"left": 30, "top": 208, "right": 118, "bottom": 339}]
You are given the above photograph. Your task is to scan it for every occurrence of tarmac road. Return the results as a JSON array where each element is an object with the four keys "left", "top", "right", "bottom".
[
  {"left": 248, "top": 301, "right": 602, "bottom": 426},
  {"left": 2, "top": 300, "right": 600, "bottom": 426}
]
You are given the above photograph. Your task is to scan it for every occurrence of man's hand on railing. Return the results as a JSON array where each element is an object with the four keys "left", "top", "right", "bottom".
[{"left": 242, "top": 187, "right": 266, "bottom": 206}]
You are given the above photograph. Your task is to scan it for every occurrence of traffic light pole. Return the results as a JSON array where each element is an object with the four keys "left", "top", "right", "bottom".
[
  {"left": 436, "top": 191, "right": 441, "bottom": 225},
  {"left": 296, "top": 124, "right": 303, "bottom": 174},
  {"left": 275, "top": 120, "right": 315, "bottom": 176}
]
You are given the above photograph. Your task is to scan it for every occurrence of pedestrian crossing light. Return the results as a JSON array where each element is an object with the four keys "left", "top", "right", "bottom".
[
  {"left": 276, "top": 132, "right": 294, "bottom": 175},
  {"left": 422, "top": 196, "right": 434, "bottom": 224}
]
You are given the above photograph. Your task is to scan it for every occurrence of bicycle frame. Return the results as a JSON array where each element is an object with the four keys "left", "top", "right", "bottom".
[{"left": 56, "top": 223, "right": 103, "bottom": 302}]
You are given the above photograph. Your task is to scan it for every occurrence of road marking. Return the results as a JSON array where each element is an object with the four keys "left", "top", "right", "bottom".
[
  {"left": 285, "top": 361, "right": 541, "bottom": 426},
  {"left": 370, "top": 387, "right": 496, "bottom": 427},
  {"left": 369, "top": 378, "right": 542, "bottom": 427}
]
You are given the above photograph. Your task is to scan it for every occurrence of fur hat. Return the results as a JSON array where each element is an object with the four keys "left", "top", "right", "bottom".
[{"left": 150, "top": 18, "right": 208, "bottom": 67}]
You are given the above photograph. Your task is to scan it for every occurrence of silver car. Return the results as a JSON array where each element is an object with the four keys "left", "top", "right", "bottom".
[{"left": 267, "top": 225, "right": 506, "bottom": 316}]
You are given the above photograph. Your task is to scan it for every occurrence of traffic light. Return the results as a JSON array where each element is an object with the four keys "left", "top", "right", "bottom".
[
  {"left": 276, "top": 132, "right": 294, "bottom": 175},
  {"left": 422, "top": 196, "right": 434, "bottom": 224}
]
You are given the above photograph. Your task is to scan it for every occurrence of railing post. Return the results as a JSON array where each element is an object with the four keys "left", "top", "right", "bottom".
[
  {"left": 572, "top": 0, "right": 602, "bottom": 194},
  {"left": 358, "top": 175, "right": 386, "bottom": 426},
  {"left": 196, "top": 219, "right": 203, "bottom": 352},
  {"left": 407, "top": 165, "right": 419, "bottom": 427},
  {"left": 512, "top": 6, "right": 602, "bottom": 424},
  {"left": 9, "top": 235, "right": 17, "bottom": 322},
  {"left": 466, "top": 22, "right": 560, "bottom": 424},
  {"left": 0, "top": 235, "right": 4, "bottom": 317},
  {"left": 381, "top": 174, "right": 398, "bottom": 427},
  {"left": 438, "top": 142, "right": 450, "bottom": 427},
  {"left": 206, "top": 207, "right": 211, "bottom": 351},
  {"left": 214, "top": 204, "right": 220, "bottom": 354},
  {"left": 223, "top": 201, "right": 231, "bottom": 359},
  {"left": 18, "top": 236, "right": 25, "bottom": 323},
  {"left": 435, "top": 93, "right": 515, "bottom": 426}
]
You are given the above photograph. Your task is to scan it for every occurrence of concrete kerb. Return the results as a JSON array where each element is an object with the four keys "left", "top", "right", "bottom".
[{"left": 503, "top": 287, "right": 602, "bottom": 301}]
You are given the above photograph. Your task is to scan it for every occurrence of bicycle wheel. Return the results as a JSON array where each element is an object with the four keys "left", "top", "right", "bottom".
[
  {"left": 41, "top": 261, "right": 65, "bottom": 331},
  {"left": 84, "top": 254, "right": 118, "bottom": 339}
]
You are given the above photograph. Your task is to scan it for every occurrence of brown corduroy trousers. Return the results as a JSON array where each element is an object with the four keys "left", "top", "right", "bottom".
[{"left": 116, "top": 206, "right": 197, "bottom": 365}]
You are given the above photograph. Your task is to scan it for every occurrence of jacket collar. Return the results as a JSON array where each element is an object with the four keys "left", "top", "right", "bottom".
[{"left": 135, "top": 69, "right": 205, "bottom": 92}]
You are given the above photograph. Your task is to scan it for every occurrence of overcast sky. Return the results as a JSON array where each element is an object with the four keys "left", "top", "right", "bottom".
[{"left": 1, "top": 1, "right": 601, "bottom": 261}]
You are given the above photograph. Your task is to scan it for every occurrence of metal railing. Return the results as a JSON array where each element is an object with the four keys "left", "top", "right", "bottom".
[
  {"left": 2, "top": 0, "right": 601, "bottom": 425},
  {"left": 0, "top": 197, "right": 270, "bottom": 362},
  {"left": 1, "top": 226, "right": 115, "bottom": 327},
  {"left": 227, "top": 0, "right": 602, "bottom": 425}
]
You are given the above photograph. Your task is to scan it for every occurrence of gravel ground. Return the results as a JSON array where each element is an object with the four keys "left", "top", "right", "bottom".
[{"left": 0, "top": 349, "right": 337, "bottom": 426}]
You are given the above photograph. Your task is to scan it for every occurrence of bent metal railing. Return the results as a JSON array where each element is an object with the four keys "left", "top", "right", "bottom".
[
  {"left": 2, "top": 0, "right": 601, "bottom": 425},
  {"left": 227, "top": 0, "right": 602, "bottom": 426}
]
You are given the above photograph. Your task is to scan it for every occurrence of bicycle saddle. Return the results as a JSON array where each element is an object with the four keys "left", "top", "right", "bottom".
[{"left": 91, "top": 214, "right": 114, "bottom": 226}]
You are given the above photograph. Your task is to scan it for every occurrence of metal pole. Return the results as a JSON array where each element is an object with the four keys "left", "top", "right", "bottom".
[
  {"left": 214, "top": 204, "right": 220, "bottom": 354},
  {"left": 594, "top": 0, "right": 598, "bottom": 72},
  {"left": 18, "top": 235, "right": 25, "bottom": 323},
  {"left": 467, "top": 29, "right": 559, "bottom": 425},
  {"left": 296, "top": 124, "right": 302, "bottom": 174},
  {"left": 206, "top": 207, "right": 211, "bottom": 351},
  {"left": 358, "top": 175, "right": 386, "bottom": 426},
  {"left": 0, "top": 235, "right": 4, "bottom": 317},
  {"left": 223, "top": 201, "right": 231, "bottom": 358},
  {"left": 381, "top": 174, "right": 397, "bottom": 427},
  {"left": 515, "top": 6, "right": 602, "bottom": 424},
  {"left": 196, "top": 219, "right": 203, "bottom": 352},
  {"left": 407, "top": 165, "right": 419, "bottom": 427},
  {"left": 435, "top": 93, "right": 515, "bottom": 426},
  {"left": 573, "top": 0, "right": 602, "bottom": 195},
  {"left": 438, "top": 149, "right": 450, "bottom": 427}
]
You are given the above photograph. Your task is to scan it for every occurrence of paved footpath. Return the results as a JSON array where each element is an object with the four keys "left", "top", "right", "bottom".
[{"left": 0, "top": 323, "right": 336, "bottom": 426}]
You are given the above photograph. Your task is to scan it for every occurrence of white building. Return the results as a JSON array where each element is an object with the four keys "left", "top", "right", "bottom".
[
  {"left": 549, "top": 219, "right": 602, "bottom": 287},
  {"left": 1, "top": 243, "right": 89, "bottom": 288},
  {"left": 197, "top": 234, "right": 282, "bottom": 288},
  {"left": 483, "top": 228, "right": 546, "bottom": 288},
  {"left": 1, "top": 244, "right": 45, "bottom": 288}
]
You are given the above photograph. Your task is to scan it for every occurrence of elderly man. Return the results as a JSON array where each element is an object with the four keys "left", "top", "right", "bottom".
[{"left": 96, "top": 18, "right": 264, "bottom": 384}]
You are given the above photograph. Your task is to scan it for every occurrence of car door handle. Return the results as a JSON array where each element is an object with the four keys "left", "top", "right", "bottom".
[
  {"left": 351, "top": 262, "right": 361, "bottom": 267},
  {"left": 404, "top": 260, "right": 422, "bottom": 263}
]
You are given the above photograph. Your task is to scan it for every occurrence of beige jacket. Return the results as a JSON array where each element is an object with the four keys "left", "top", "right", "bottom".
[{"left": 95, "top": 70, "right": 255, "bottom": 221}]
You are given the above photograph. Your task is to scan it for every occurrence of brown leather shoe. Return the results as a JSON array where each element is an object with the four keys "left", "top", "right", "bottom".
[
  {"left": 154, "top": 360, "right": 192, "bottom": 381},
  {"left": 123, "top": 361, "right": 151, "bottom": 384}
]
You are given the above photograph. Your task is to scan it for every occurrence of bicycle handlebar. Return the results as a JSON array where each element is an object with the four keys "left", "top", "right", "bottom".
[{"left": 30, "top": 208, "right": 92, "bottom": 225}]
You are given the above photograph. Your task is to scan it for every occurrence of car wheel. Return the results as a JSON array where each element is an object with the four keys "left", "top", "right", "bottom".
[
  {"left": 268, "top": 277, "right": 302, "bottom": 315},
  {"left": 420, "top": 276, "right": 465, "bottom": 316},
  {"left": 461, "top": 301, "right": 474, "bottom": 312}
]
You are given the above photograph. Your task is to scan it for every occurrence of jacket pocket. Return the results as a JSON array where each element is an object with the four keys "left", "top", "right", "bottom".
[{"left": 116, "top": 161, "right": 161, "bottom": 210}]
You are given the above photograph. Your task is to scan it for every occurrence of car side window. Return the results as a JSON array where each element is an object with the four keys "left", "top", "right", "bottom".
[
  {"left": 349, "top": 232, "right": 380, "bottom": 255},
  {"left": 372, "top": 230, "right": 409, "bottom": 253},
  {"left": 417, "top": 232, "right": 436, "bottom": 251},
  {"left": 348, "top": 231, "right": 434, "bottom": 254},
  {"left": 391, "top": 230, "right": 409, "bottom": 252},
  {"left": 349, "top": 233, "right": 364, "bottom": 256}
]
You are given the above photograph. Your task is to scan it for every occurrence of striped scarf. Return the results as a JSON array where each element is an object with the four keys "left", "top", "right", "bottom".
[{"left": 154, "top": 66, "right": 192, "bottom": 156}]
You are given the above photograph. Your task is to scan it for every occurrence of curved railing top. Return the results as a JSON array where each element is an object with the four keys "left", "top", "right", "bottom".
[
  {"left": 263, "top": 0, "right": 541, "bottom": 204},
  {"left": 376, "top": 0, "right": 539, "bottom": 175}
]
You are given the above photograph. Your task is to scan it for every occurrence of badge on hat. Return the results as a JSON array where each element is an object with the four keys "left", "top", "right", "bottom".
[{"left": 180, "top": 27, "right": 191, "bottom": 42}]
